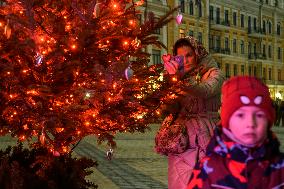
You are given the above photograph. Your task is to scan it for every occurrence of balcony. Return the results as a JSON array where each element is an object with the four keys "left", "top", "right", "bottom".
[
  {"left": 264, "top": 80, "right": 284, "bottom": 86},
  {"left": 248, "top": 53, "right": 267, "bottom": 60},
  {"left": 210, "top": 48, "right": 231, "bottom": 55},
  {"left": 248, "top": 27, "right": 266, "bottom": 38},
  {"left": 210, "top": 20, "right": 230, "bottom": 30}
]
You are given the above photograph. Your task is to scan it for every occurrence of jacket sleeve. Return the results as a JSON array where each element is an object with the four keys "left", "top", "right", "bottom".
[{"left": 178, "top": 67, "right": 225, "bottom": 98}]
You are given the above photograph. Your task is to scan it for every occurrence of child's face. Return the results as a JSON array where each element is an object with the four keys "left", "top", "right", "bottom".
[{"left": 229, "top": 106, "right": 269, "bottom": 146}]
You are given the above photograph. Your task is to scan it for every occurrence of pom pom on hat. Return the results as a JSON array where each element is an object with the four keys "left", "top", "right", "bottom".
[{"left": 220, "top": 76, "right": 275, "bottom": 128}]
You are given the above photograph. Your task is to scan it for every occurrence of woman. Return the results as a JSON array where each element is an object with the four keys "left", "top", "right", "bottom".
[{"left": 155, "top": 36, "right": 225, "bottom": 189}]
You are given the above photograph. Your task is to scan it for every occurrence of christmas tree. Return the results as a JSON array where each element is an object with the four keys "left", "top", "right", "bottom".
[{"left": 0, "top": 0, "right": 177, "bottom": 154}]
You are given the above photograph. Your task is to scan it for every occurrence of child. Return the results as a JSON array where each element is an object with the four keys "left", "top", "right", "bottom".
[{"left": 187, "top": 76, "right": 284, "bottom": 189}]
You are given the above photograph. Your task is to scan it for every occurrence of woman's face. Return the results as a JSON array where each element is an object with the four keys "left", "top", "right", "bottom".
[
  {"left": 176, "top": 45, "right": 197, "bottom": 73},
  {"left": 229, "top": 106, "right": 269, "bottom": 147}
]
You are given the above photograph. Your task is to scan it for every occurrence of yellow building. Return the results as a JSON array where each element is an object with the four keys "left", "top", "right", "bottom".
[
  {"left": 139, "top": 0, "right": 170, "bottom": 65},
  {"left": 149, "top": 0, "right": 284, "bottom": 100}
]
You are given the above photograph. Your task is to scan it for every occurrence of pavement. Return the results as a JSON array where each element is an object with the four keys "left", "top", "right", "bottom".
[{"left": 1, "top": 125, "right": 284, "bottom": 189}]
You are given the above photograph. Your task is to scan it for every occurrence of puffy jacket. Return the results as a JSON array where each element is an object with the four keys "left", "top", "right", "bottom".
[
  {"left": 155, "top": 55, "right": 225, "bottom": 189},
  {"left": 187, "top": 127, "right": 284, "bottom": 189}
]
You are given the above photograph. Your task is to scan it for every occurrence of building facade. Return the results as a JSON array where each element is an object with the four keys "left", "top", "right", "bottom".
[
  {"left": 149, "top": 0, "right": 284, "bottom": 100},
  {"left": 139, "top": 0, "right": 170, "bottom": 65}
]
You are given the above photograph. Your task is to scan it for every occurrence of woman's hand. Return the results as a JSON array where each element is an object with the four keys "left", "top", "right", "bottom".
[{"left": 162, "top": 54, "right": 179, "bottom": 75}]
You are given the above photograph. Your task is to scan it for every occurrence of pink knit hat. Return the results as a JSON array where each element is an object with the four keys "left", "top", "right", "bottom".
[{"left": 220, "top": 76, "right": 275, "bottom": 128}]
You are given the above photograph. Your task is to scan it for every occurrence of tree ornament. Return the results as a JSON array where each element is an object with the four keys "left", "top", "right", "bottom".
[
  {"left": 35, "top": 53, "right": 43, "bottom": 66},
  {"left": 40, "top": 133, "right": 45, "bottom": 144},
  {"left": 176, "top": 13, "right": 183, "bottom": 25},
  {"left": 131, "top": 37, "right": 141, "bottom": 49},
  {"left": 93, "top": 2, "right": 103, "bottom": 18},
  {"left": 4, "top": 20, "right": 12, "bottom": 39},
  {"left": 53, "top": 150, "right": 60, "bottom": 157},
  {"left": 124, "top": 66, "right": 133, "bottom": 80}
]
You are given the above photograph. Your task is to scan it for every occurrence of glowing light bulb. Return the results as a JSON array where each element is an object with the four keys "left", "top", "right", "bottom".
[{"left": 85, "top": 93, "right": 91, "bottom": 98}]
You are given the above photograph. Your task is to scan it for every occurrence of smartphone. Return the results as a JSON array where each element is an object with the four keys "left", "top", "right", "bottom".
[{"left": 171, "top": 55, "right": 184, "bottom": 72}]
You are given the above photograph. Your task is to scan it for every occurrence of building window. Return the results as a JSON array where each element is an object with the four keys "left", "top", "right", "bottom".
[
  {"left": 241, "top": 40, "right": 244, "bottom": 54},
  {"left": 209, "top": 5, "right": 214, "bottom": 20},
  {"left": 224, "top": 10, "right": 229, "bottom": 25},
  {"left": 269, "top": 68, "right": 272, "bottom": 80},
  {"left": 268, "top": 21, "right": 272, "bottom": 34},
  {"left": 225, "top": 37, "right": 229, "bottom": 50},
  {"left": 179, "top": 29, "right": 185, "bottom": 38},
  {"left": 263, "top": 20, "right": 266, "bottom": 33},
  {"left": 268, "top": 45, "right": 272, "bottom": 58},
  {"left": 179, "top": 0, "right": 185, "bottom": 13},
  {"left": 233, "top": 64, "right": 237, "bottom": 76},
  {"left": 249, "top": 66, "right": 252, "bottom": 76},
  {"left": 254, "top": 43, "right": 256, "bottom": 55},
  {"left": 216, "top": 36, "right": 221, "bottom": 49},
  {"left": 248, "top": 16, "right": 251, "bottom": 31},
  {"left": 263, "top": 68, "right": 266, "bottom": 80},
  {"left": 152, "top": 50, "right": 161, "bottom": 65},
  {"left": 153, "top": 17, "right": 160, "bottom": 34},
  {"left": 189, "top": 1, "right": 194, "bottom": 15},
  {"left": 188, "top": 30, "right": 194, "bottom": 37},
  {"left": 248, "top": 42, "right": 252, "bottom": 55},
  {"left": 278, "top": 47, "right": 282, "bottom": 60},
  {"left": 198, "top": 3, "right": 202, "bottom": 17},
  {"left": 216, "top": 7, "right": 220, "bottom": 24},
  {"left": 198, "top": 32, "right": 202, "bottom": 44},
  {"left": 254, "top": 66, "right": 257, "bottom": 76},
  {"left": 233, "top": 12, "right": 237, "bottom": 26},
  {"left": 277, "top": 23, "right": 281, "bottom": 35},
  {"left": 241, "top": 65, "right": 245, "bottom": 75},
  {"left": 233, "top": 39, "right": 237, "bottom": 53},
  {"left": 275, "top": 0, "right": 279, "bottom": 7},
  {"left": 263, "top": 44, "right": 266, "bottom": 57},
  {"left": 241, "top": 14, "right": 244, "bottom": 28},
  {"left": 254, "top": 18, "right": 257, "bottom": 30},
  {"left": 225, "top": 64, "right": 230, "bottom": 78},
  {"left": 278, "top": 70, "right": 281, "bottom": 81},
  {"left": 209, "top": 35, "right": 214, "bottom": 49}
]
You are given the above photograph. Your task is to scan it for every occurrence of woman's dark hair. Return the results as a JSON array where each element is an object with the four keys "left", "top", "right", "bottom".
[{"left": 173, "top": 38, "right": 194, "bottom": 56}]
